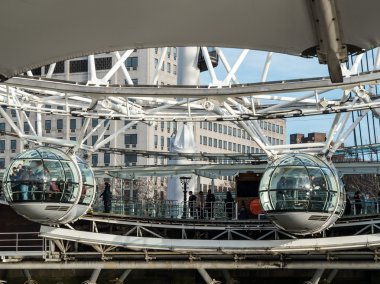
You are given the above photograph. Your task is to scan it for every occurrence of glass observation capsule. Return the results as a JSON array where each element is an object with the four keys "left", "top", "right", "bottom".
[
  {"left": 2, "top": 147, "right": 96, "bottom": 224},
  {"left": 259, "top": 154, "right": 345, "bottom": 235}
]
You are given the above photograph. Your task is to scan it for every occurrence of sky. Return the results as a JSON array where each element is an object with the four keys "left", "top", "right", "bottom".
[{"left": 200, "top": 48, "right": 380, "bottom": 146}]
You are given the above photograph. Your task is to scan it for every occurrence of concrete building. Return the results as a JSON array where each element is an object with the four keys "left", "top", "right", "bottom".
[{"left": 0, "top": 48, "right": 286, "bottom": 195}]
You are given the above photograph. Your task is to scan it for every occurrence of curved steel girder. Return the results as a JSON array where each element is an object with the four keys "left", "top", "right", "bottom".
[{"left": 6, "top": 71, "right": 380, "bottom": 99}]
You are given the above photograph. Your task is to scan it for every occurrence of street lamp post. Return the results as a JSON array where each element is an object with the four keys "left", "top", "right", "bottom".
[{"left": 180, "top": 176, "right": 191, "bottom": 219}]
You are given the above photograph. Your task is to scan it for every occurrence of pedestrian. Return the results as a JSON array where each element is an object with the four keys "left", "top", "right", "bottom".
[
  {"left": 196, "top": 191, "right": 204, "bottom": 219},
  {"left": 354, "top": 190, "right": 362, "bottom": 215},
  {"left": 344, "top": 196, "right": 351, "bottom": 215},
  {"left": 238, "top": 200, "right": 249, "bottom": 220},
  {"left": 224, "top": 191, "right": 234, "bottom": 219},
  {"left": 188, "top": 191, "right": 196, "bottom": 218},
  {"left": 100, "top": 182, "right": 112, "bottom": 213},
  {"left": 205, "top": 189, "right": 216, "bottom": 219}
]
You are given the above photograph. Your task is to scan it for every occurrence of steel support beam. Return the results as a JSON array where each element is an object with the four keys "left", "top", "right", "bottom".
[{"left": 1, "top": 261, "right": 380, "bottom": 270}]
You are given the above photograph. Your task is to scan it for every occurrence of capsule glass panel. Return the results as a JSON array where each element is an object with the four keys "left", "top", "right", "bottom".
[
  {"left": 259, "top": 153, "right": 345, "bottom": 235},
  {"left": 2, "top": 147, "right": 96, "bottom": 224}
]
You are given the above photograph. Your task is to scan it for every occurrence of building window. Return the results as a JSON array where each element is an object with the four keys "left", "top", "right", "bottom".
[
  {"left": 11, "top": 140, "right": 16, "bottom": 151},
  {"left": 160, "top": 136, "right": 165, "bottom": 148},
  {"left": 233, "top": 128, "right": 236, "bottom": 137},
  {"left": 92, "top": 154, "right": 98, "bottom": 167},
  {"left": 45, "top": 120, "right": 51, "bottom": 130},
  {"left": 242, "top": 145, "right": 246, "bottom": 153},
  {"left": 264, "top": 121, "right": 267, "bottom": 130},
  {"left": 0, "top": 140, "right": 5, "bottom": 151},
  {"left": 200, "top": 136, "right": 203, "bottom": 145},
  {"left": 208, "top": 122, "right": 212, "bottom": 131},
  {"left": 70, "top": 137, "right": 76, "bottom": 141},
  {"left": 272, "top": 124, "right": 276, "bottom": 132},
  {"left": 203, "top": 136, "right": 207, "bottom": 145},
  {"left": 0, "top": 158, "right": 5, "bottom": 169},
  {"left": 167, "top": 62, "right": 171, "bottom": 73},
  {"left": 24, "top": 122, "right": 30, "bottom": 132},
  {"left": 124, "top": 134, "right": 137, "bottom": 145},
  {"left": 132, "top": 78, "right": 138, "bottom": 85},
  {"left": 126, "top": 57, "right": 138, "bottom": 70},
  {"left": 218, "top": 140, "right": 222, "bottom": 148},
  {"left": 213, "top": 139, "right": 217, "bottom": 148},
  {"left": 208, "top": 138, "right": 212, "bottom": 146},
  {"left": 268, "top": 123, "right": 271, "bottom": 131},
  {"left": 154, "top": 58, "right": 158, "bottom": 69},
  {"left": 95, "top": 57, "right": 112, "bottom": 70},
  {"left": 92, "top": 135, "right": 98, "bottom": 146},
  {"left": 125, "top": 154, "right": 137, "bottom": 165},
  {"left": 213, "top": 123, "right": 217, "bottom": 132},
  {"left": 173, "top": 64, "right": 177, "bottom": 75},
  {"left": 218, "top": 125, "right": 222, "bottom": 133},
  {"left": 280, "top": 126, "right": 283, "bottom": 134},
  {"left": 70, "top": 119, "right": 76, "bottom": 130},
  {"left": 45, "top": 61, "right": 64, "bottom": 74},
  {"left": 276, "top": 125, "right": 279, "bottom": 133},
  {"left": 0, "top": 123, "right": 5, "bottom": 132},
  {"left": 173, "top": 48, "right": 177, "bottom": 60},
  {"left": 57, "top": 119, "right": 63, "bottom": 130},
  {"left": 233, "top": 143, "right": 236, "bottom": 151},
  {"left": 167, "top": 48, "right": 171, "bottom": 58},
  {"left": 154, "top": 135, "right": 158, "bottom": 148},
  {"left": 228, "top": 142, "right": 232, "bottom": 151},
  {"left": 237, "top": 129, "right": 241, "bottom": 138},
  {"left": 238, "top": 144, "right": 241, "bottom": 152},
  {"left": 161, "top": 61, "right": 165, "bottom": 71},
  {"left": 57, "top": 105, "right": 64, "bottom": 110},
  {"left": 228, "top": 127, "right": 232, "bottom": 135},
  {"left": 32, "top": 67, "right": 42, "bottom": 76},
  {"left": 92, "top": 118, "right": 98, "bottom": 128},
  {"left": 167, "top": 137, "right": 171, "bottom": 150},
  {"left": 70, "top": 59, "right": 88, "bottom": 73},
  {"left": 104, "top": 153, "right": 110, "bottom": 165},
  {"left": 223, "top": 141, "right": 227, "bottom": 150},
  {"left": 223, "top": 125, "right": 227, "bottom": 134}
]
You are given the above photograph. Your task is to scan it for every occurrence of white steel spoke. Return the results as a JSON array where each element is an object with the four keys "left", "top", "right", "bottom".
[{"left": 101, "top": 50, "right": 134, "bottom": 84}]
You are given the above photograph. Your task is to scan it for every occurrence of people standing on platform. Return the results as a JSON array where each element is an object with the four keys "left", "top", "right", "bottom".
[
  {"left": 205, "top": 189, "right": 216, "bottom": 219},
  {"left": 238, "top": 200, "right": 249, "bottom": 220},
  {"left": 224, "top": 191, "right": 234, "bottom": 219},
  {"left": 354, "top": 190, "right": 362, "bottom": 215},
  {"left": 196, "top": 190, "right": 204, "bottom": 219},
  {"left": 344, "top": 196, "right": 351, "bottom": 215},
  {"left": 188, "top": 191, "right": 196, "bottom": 218},
  {"left": 100, "top": 182, "right": 112, "bottom": 213},
  {"left": 19, "top": 166, "right": 29, "bottom": 201}
]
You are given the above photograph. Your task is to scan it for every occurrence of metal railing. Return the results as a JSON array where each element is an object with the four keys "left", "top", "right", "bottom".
[
  {"left": 93, "top": 198, "right": 238, "bottom": 220},
  {"left": 0, "top": 232, "right": 47, "bottom": 252}
]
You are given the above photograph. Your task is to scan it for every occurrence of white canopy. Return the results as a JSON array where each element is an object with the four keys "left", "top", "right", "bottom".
[{"left": 1, "top": 0, "right": 380, "bottom": 80}]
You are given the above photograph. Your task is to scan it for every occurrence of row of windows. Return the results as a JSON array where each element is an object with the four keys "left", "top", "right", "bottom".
[
  {"left": 0, "top": 140, "right": 17, "bottom": 151},
  {"left": 91, "top": 153, "right": 137, "bottom": 166},
  {"left": 32, "top": 56, "right": 117, "bottom": 75},
  {"left": 154, "top": 121, "right": 178, "bottom": 132},
  {"left": 199, "top": 121, "right": 284, "bottom": 136},
  {"left": 154, "top": 59, "right": 177, "bottom": 75},
  {"left": 154, "top": 47, "right": 178, "bottom": 60},
  {"left": 153, "top": 135, "right": 171, "bottom": 150},
  {"left": 199, "top": 135, "right": 265, "bottom": 153}
]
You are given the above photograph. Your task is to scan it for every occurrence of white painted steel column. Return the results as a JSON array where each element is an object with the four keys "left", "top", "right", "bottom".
[
  {"left": 167, "top": 122, "right": 197, "bottom": 204},
  {"left": 327, "top": 269, "right": 338, "bottom": 283},
  {"left": 198, "top": 268, "right": 219, "bottom": 284},
  {"left": 308, "top": 269, "right": 324, "bottom": 284},
  {"left": 118, "top": 269, "right": 132, "bottom": 283},
  {"left": 177, "top": 47, "right": 200, "bottom": 85},
  {"left": 86, "top": 269, "right": 101, "bottom": 284}
]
